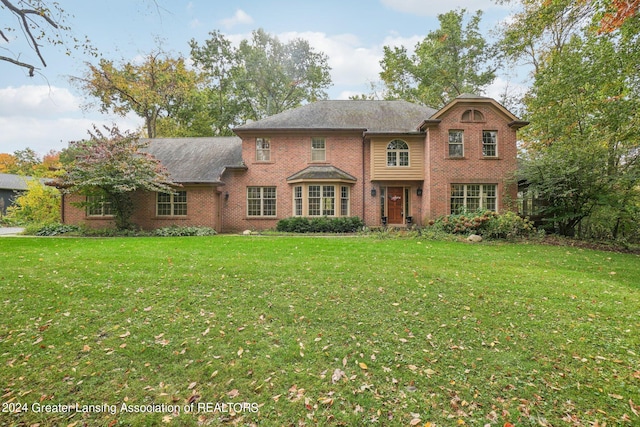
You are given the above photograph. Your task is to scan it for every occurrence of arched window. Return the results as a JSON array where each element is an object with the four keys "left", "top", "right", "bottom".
[
  {"left": 387, "top": 139, "right": 409, "bottom": 167},
  {"left": 461, "top": 109, "right": 484, "bottom": 122}
]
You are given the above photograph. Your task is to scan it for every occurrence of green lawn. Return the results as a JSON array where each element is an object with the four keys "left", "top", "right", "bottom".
[{"left": 0, "top": 236, "right": 638, "bottom": 426}]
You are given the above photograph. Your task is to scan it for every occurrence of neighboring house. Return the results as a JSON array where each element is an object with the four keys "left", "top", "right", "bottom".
[
  {"left": 0, "top": 173, "right": 33, "bottom": 216},
  {"left": 61, "top": 94, "right": 528, "bottom": 232}
]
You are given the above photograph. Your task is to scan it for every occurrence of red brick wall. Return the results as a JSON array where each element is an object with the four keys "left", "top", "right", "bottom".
[
  {"left": 62, "top": 185, "right": 221, "bottom": 231},
  {"left": 222, "top": 131, "right": 365, "bottom": 232},
  {"left": 423, "top": 103, "right": 519, "bottom": 221},
  {"left": 61, "top": 99, "right": 522, "bottom": 232}
]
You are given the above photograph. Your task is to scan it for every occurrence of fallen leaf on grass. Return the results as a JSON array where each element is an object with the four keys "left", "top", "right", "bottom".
[
  {"left": 409, "top": 418, "right": 421, "bottom": 425},
  {"left": 227, "top": 389, "right": 239, "bottom": 398},
  {"left": 359, "top": 362, "right": 368, "bottom": 370},
  {"left": 630, "top": 399, "right": 639, "bottom": 417},
  {"left": 188, "top": 382, "right": 197, "bottom": 390},
  {"left": 318, "top": 396, "right": 333, "bottom": 406},
  {"left": 119, "top": 331, "right": 130, "bottom": 338},
  {"left": 331, "top": 369, "right": 345, "bottom": 384}
]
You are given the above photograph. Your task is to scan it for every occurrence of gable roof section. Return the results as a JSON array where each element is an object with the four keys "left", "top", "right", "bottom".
[
  {"left": 142, "top": 137, "right": 243, "bottom": 184},
  {"left": 234, "top": 100, "right": 438, "bottom": 134},
  {"left": 421, "top": 93, "right": 528, "bottom": 130},
  {"left": 287, "top": 165, "right": 357, "bottom": 183}
]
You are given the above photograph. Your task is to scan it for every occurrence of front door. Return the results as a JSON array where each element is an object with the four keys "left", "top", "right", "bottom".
[{"left": 387, "top": 187, "right": 403, "bottom": 224}]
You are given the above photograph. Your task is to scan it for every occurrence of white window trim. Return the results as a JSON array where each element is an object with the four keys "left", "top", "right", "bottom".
[
  {"left": 386, "top": 139, "right": 409, "bottom": 167},
  {"left": 157, "top": 191, "right": 188, "bottom": 217},
  {"left": 482, "top": 130, "right": 498, "bottom": 157},
  {"left": 256, "top": 138, "right": 271, "bottom": 162},
  {"left": 311, "top": 137, "right": 326, "bottom": 162},
  {"left": 450, "top": 184, "right": 497, "bottom": 214},
  {"left": 247, "top": 186, "right": 277, "bottom": 217},
  {"left": 292, "top": 183, "right": 351, "bottom": 217},
  {"left": 448, "top": 130, "right": 464, "bottom": 158}
]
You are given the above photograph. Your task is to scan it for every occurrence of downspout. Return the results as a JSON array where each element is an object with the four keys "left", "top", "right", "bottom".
[
  {"left": 362, "top": 132, "right": 366, "bottom": 223},
  {"left": 60, "top": 192, "right": 65, "bottom": 224}
]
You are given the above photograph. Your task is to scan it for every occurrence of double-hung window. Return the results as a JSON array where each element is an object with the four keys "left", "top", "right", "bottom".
[
  {"left": 247, "top": 187, "right": 276, "bottom": 217},
  {"left": 482, "top": 131, "right": 497, "bottom": 157},
  {"left": 256, "top": 138, "right": 271, "bottom": 161},
  {"left": 340, "top": 186, "right": 349, "bottom": 216},
  {"left": 448, "top": 131, "right": 464, "bottom": 157},
  {"left": 311, "top": 137, "right": 326, "bottom": 162},
  {"left": 294, "top": 186, "right": 303, "bottom": 216},
  {"left": 157, "top": 191, "right": 187, "bottom": 216}
]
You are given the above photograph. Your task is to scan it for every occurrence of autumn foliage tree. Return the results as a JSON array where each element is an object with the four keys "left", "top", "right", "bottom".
[
  {"left": 56, "top": 125, "right": 176, "bottom": 230},
  {"left": 74, "top": 50, "right": 201, "bottom": 138},
  {"left": 599, "top": 0, "right": 640, "bottom": 32},
  {"left": 503, "top": 0, "right": 640, "bottom": 239},
  {"left": 5, "top": 179, "right": 60, "bottom": 224}
]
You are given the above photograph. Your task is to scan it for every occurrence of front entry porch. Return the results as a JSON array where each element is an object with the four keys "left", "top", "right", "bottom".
[{"left": 378, "top": 185, "right": 419, "bottom": 226}]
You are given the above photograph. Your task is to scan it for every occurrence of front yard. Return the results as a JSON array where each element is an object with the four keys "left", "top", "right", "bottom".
[{"left": 1, "top": 236, "right": 638, "bottom": 426}]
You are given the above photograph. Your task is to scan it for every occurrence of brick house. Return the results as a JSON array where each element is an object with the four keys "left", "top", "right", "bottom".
[{"left": 61, "top": 94, "right": 527, "bottom": 232}]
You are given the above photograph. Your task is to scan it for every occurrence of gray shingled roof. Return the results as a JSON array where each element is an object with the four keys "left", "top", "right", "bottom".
[
  {"left": 287, "top": 166, "right": 357, "bottom": 182},
  {"left": 0, "top": 173, "right": 35, "bottom": 191},
  {"left": 142, "top": 137, "right": 243, "bottom": 184},
  {"left": 234, "top": 100, "right": 438, "bottom": 133}
]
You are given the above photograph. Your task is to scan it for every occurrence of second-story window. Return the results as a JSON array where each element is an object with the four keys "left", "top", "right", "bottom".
[
  {"left": 482, "top": 131, "right": 497, "bottom": 157},
  {"left": 386, "top": 139, "right": 409, "bottom": 167},
  {"left": 311, "top": 137, "right": 326, "bottom": 162},
  {"left": 448, "top": 130, "right": 464, "bottom": 157},
  {"left": 311, "top": 138, "right": 327, "bottom": 162},
  {"left": 256, "top": 138, "right": 271, "bottom": 161}
]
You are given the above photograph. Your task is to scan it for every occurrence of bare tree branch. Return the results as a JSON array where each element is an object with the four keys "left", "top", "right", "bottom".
[
  {"left": 1, "top": 0, "right": 60, "bottom": 73},
  {"left": 0, "top": 54, "right": 36, "bottom": 76}
]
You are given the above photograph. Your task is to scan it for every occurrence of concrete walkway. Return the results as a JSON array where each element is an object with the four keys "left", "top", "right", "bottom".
[{"left": 0, "top": 227, "right": 25, "bottom": 236}]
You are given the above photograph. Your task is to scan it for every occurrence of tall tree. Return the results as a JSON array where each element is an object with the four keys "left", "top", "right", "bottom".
[
  {"left": 185, "top": 30, "right": 241, "bottom": 136},
  {"left": 234, "top": 29, "right": 332, "bottom": 119},
  {"left": 74, "top": 49, "right": 201, "bottom": 138},
  {"left": 55, "top": 125, "right": 176, "bottom": 230},
  {"left": 519, "top": 29, "right": 640, "bottom": 238},
  {"left": 380, "top": 9, "right": 496, "bottom": 108}
]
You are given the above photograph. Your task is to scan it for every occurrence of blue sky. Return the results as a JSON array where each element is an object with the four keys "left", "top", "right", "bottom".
[{"left": 0, "top": 0, "right": 526, "bottom": 155}]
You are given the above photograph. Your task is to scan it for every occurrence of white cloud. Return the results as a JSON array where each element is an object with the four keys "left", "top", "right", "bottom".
[
  {"left": 276, "top": 31, "right": 385, "bottom": 98},
  {"left": 220, "top": 9, "right": 254, "bottom": 29},
  {"left": 380, "top": 0, "right": 505, "bottom": 16},
  {"left": 0, "top": 113, "right": 141, "bottom": 156},
  {"left": 0, "top": 95, "right": 142, "bottom": 156},
  {"left": 0, "top": 85, "right": 81, "bottom": 117}
]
